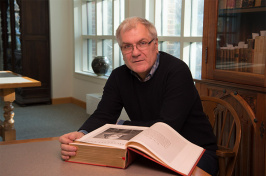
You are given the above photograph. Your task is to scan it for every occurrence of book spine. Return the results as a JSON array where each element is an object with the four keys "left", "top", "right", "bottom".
[
  {"left": 253, "top": 36, "right": 266, "bottom": 74},
  {"left": 242, "top": 0, "right": 254, "bottom": 7},
  {"left": 239, "top": 48, "right": 245, "bottom": 72},
  {"left": 235, "top": 0, "right": 243, "bottom": 8},
  {"left": 227, "top": 0, "right": 236, "bottom": 8},
  {"left": 226, "top": 49, "right": 230, "bottom": 70},
  {"left": 243, "top": 48, "right": 248, "bottom": 72},
  {"left": 219, "top": 48, "right": 225, "bottom": 70},
  {"left": 234, "top": 48, "right": 240, "bottom": 71},
  {"left": 242, "top": 0, "right": 250, "bottom": 7},
  {"left": 248, "top": 0, "right": 255, "bottom": 6},
  {"left": 246, "top": 48, "right": 254, "bottom": 73},
  {"left": 255, "top": 0, "right": 262, "bottom": 6},
  {"left": 247, "top": 39, "right": 255, "bottom": 49},
  {"left": 219, "top": 0, "right": 227, "bottom": 9},
  {"left": 263, "top": 0, "right": 266, "bottom": 6}
]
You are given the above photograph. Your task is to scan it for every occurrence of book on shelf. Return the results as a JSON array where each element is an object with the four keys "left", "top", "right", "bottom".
[
  {"left": 219, "top": 0, "right": 227, "bottom": 9},
  {"left": 67, "top": 122, "right": 205, "bottom": 176},
  {"left": 255, "top": 0, "right": 266, "bottom": 6},
  {"left": 227, "top": 0, "right": 236, "bottom": 9},
  {"left": 217, "top": 42, "right": 255, "bottom": 73},
  {"left": 253, "top": 36, "right": 266, "bottom": 74},
  {"left": 242, "top": 0, "right": 255, "bottom": 7},
  {"left": 224, "top": 0, "right": 255, "bottom": 8},
  {"left": 248, "top": 0, "right": 255, "bottom": 7},
  {"left": 255, "top": 0, "right": 261, "bottom": 6},
  {"left": 240, "top": 48, "right": 254, "bottom": 73},
  {"left": 236, "top": 0, "right": 243, "bottom": 8},
  {"left": 234, "top": 47, "right": 240, "bottom": 71}
]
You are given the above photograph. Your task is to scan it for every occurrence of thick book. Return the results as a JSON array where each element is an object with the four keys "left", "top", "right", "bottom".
[{"left": 68, "top": 122, "right": 205, "bottom": 176}]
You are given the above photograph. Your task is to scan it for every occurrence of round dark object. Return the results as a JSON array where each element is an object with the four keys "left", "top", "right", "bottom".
[{"left": 91, "top": 56, "right": 110, "bottom": 76}]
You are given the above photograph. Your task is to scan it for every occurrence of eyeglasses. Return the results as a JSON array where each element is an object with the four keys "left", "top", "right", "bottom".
[{"left": 121, "top": 38, "right": 155, "bottom": 54}]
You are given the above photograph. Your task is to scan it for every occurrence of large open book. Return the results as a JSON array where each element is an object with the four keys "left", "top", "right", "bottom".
[{"left": 68, "top": 122, "right": 205, "bottom": 176}]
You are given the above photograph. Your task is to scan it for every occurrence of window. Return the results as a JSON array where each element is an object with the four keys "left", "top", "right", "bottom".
[
  {"left": 74, "top": 0, "right": 125, "bottom": 77},
  {"left": 147, "top": 0, "right": 204, "bottom": 79},
  {"left": 74, "top": 0, "right": 204, "bottom": 79}
]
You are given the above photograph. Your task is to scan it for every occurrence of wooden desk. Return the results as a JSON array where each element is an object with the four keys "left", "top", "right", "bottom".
[
  {"left": 0, "top": 71, "right": 41, "bottom": 141},
  {"left": 0, "top": 137, "right": 210, "bottom": 176}
]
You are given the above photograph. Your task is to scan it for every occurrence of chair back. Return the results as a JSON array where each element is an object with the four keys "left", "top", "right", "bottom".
[{"left": 201, "top": 96, "right": 241, "bottom": 176}]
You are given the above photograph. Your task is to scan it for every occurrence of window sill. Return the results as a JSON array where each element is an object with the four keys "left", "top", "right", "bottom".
[{"left": 74, "top": 71, "right": 108, "bottom": 85}]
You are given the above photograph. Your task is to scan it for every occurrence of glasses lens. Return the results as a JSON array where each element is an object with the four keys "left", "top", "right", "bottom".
[
  {"left": 137, "top": 42, "right": 148, "bottom": 49},
  {"left": 121, "top": 39, "right": 154, "bottom": 54},
  {"left": 121, "top": 44, "right": 132, "bottom": 53}
]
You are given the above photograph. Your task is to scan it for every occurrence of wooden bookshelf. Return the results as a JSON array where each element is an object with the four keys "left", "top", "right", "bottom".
[{"left": 196, "top": 0, "right": 266, "bottom": 175}]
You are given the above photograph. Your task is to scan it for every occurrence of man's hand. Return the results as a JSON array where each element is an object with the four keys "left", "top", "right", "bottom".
[{"left": 59, "top": 131, "right": 85, "bottom": 160}]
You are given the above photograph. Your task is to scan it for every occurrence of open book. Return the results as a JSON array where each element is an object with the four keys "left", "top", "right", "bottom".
[{"left": 68, "top": 122, "right": 205, "bottom": 176}]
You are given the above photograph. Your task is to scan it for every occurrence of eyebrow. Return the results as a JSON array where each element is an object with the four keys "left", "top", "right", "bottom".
[{"left": 121, "top": 38, "right": 149, "bottom": 45}]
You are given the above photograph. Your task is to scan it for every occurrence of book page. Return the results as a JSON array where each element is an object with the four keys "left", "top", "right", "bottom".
[
  {"left": 75, "top": 124, "right": 148, "bottom": 149},
  {"left": 126, "top": 122, "right": 204, "bottom": 175}
]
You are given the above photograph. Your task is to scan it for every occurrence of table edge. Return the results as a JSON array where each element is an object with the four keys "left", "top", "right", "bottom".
[{"left": 0, "top": 137, "right": 59, "bottom": 145}]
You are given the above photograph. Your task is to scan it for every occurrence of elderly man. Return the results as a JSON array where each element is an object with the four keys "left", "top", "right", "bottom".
[{"left": 59, "top": 17, "right": 218, "bottom": 175}]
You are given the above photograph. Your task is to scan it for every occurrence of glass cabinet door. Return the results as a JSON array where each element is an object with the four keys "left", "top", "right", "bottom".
[
  {"left": 216, "top": 1, "right": 266, "bottom": 75},
  {"left": 14, "top": 0, "right": 21, "bottom": 51}
]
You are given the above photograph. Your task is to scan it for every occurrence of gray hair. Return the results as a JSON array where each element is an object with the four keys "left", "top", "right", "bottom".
[{"left": 116, "top": 17, "right": 157, "bottom": 46}]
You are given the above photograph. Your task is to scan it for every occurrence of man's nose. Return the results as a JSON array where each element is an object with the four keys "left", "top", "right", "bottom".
[{"left": 132, "top": 45, "right": 141, "bottom": 56}]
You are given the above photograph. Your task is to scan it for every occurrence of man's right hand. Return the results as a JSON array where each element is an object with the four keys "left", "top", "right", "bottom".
[{"left": 59, "top": 131, "right": 85, "bottom": 160}]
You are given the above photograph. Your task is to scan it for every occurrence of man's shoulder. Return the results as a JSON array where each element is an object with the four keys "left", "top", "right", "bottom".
[
  {"left": 109, "top": 64, "right": 131, "bottom": 79},
  {"left": 159, "top": 51, "right": 188, "bottom": 68},
  {"left": 112, "top": 64, "right": 130, "bottom": 73}
]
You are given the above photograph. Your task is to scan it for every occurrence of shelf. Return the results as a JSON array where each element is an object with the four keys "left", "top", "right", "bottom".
[{"left": 219, "top": 6, "right": 266, "bottom": 14}]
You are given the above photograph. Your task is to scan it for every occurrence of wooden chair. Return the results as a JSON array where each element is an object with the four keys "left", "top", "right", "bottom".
[{"left": 200, "top": 96, "right": 241, "bottom": 176}]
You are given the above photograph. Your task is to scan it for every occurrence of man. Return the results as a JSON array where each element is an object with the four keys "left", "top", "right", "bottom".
[{"left": 59, "top": 17, "right": 218, "bottom": 175}]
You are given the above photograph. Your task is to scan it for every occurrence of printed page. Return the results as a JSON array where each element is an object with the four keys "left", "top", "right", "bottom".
[
  {"left": 127, "top": 122, "right": 204, "bottom": 175},
  {"left": 75, "top": 124, "right": 148, "bottom": 149}
]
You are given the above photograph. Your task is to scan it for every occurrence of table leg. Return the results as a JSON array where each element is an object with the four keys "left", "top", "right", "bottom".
[{"left": 0, "top": 89, "right": 16, "bottom": 141}]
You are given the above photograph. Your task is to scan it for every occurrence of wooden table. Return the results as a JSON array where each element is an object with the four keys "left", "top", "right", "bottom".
[
  {"left": 0, "top": 71, "right": 41, "bottom": 141},
  {"left": 0, "top": 137, "right": 210, "bottom": 176}
]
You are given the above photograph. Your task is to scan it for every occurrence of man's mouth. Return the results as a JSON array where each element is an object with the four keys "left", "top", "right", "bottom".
[{"left": 133, "top": 60, "right": 144, "bottom": 63}]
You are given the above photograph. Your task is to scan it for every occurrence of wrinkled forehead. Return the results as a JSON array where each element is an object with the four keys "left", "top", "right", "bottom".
[{"left": 120, "top": 23, "right": 151, "bottom": 40}]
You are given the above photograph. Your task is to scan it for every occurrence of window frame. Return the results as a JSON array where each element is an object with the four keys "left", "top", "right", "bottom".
[
  {"left": 73, "top": 0, "right": 124, "bottom": 81},
  {"left": 146, "top": 0, "right": 203, "bottom": 79},
  {"left": 73, "top": 0, "right": 204, "bottom": 80}
]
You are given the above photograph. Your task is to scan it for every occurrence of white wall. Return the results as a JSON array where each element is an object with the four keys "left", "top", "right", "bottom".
[
  {"left": 49, "top": 0, "right": 145, "bottom": 102},
  {"left": 50, "top": 0, "right": 73, "bottom": 99}
]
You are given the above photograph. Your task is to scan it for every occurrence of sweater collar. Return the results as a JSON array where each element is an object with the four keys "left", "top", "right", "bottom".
[{"left": 131, "top": 53, "right": 160, "bottom": 82}]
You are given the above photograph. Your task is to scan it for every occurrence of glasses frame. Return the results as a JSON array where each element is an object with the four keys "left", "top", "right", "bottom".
[{"left": 121, "top": 38, "right": 155, "bottom": 54}]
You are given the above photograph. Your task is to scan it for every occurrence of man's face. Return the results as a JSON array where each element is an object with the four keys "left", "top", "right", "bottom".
[{"left": 120, "top": 24, "right": 158, "bottom": 79}]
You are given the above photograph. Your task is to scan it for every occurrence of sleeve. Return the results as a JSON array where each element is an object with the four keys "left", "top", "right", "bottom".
[{"left": 78, "top": 69, "right": 124, "bottom": 133}]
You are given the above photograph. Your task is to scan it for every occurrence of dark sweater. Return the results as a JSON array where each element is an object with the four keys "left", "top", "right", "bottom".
[{"left": 79, "top": 51, "right": 217, "bottom": 151}]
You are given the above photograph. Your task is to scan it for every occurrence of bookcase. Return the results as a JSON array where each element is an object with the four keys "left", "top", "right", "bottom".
[
  {"left": 0, "top": 0, "right": 51, "bottom": 105},
  {"left": 194, "top": 0, "right": 266, "bottom": 175}
]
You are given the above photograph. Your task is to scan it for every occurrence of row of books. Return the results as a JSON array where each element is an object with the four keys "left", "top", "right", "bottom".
[
  {"left": 219, "top": 0, "right": 266, "bottom": 9},
  {"left": 217, "top": 36, "right": 266, "bottom": 74},
  {"left": 217, "top": 47, "right": 254, "bottom": 72}
]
